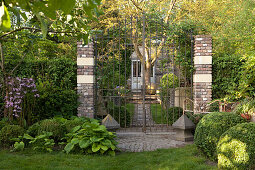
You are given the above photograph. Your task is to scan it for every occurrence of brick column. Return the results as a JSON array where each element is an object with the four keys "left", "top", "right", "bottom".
[
  {"left": 77, "top": 42, "right": 95, "bottom": 118},
  {"left": 193, "top": 35, "right": 212, "bottom": 113}
]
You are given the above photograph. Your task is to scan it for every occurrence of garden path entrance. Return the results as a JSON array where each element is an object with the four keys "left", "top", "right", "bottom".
[{"left": 94, "top": 15, "right": 194, "bottom": 132}]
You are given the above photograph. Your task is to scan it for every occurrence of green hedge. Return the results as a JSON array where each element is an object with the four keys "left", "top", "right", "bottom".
[
  {"left": 217, "top": 123, "right": 255, "bottom": 169},
  {"left": 194, "top": 112, "right": 246, "bottom": 160}
]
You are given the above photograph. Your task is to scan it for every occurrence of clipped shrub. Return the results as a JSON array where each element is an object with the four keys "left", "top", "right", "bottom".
[
  {"left": 108, "top": 104, "right": 131, "bottom": 128},
  {"left": 28, "top": 119, "right": 66, "bottom": 142},
  {"left": 63, "top": 119, "right": 118, "bottom": 155},
  {"left": 0, "top": 125, "right": 24, "bottom": 147},
  {"left": 194, "top": 112, "right": 246, "bottom": 160},
  {"left": 164, "top": 107, "right": 183, "bottom": 125},
  {"left": 38, "top": 119, "right": 66, "bottom": 142},
  {"left": 27, "top": 122, "right": 41, "bottom": 137},
  {"left": 217, "top": 123, "right": 255, "bottom": 169}
]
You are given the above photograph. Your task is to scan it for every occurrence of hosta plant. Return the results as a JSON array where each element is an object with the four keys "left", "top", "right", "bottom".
[
  {"left": 12, "top": 132, "right": 55, "bottom": 152},
  {"left": 62, "top": 119, "right": 118, "bottom": 156}
]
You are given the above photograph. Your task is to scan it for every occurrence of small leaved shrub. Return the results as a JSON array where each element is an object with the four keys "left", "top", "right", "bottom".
[
  {"left": 217, "top": 123, "right": 255, "bottom": 170},
  {"left": 194, "top": 112, "right": 246, "bottom": 160},
  {"left": 28, "top": 119, "right": 66, "bottom": 142},
  {"left": 27, "top": 122, "right": 41, "bottom": 137},
  {"left": 0, "top": 125, "right": 24, "bottom": 148},
  {"left": 164, "top": 107, "right": 183, "bottom": 125},
  {"left": 63, "top": 119, "right": 118, "bottom": 155},
  {"left": 38, "top": 119, "right": 66, "bottom": 142}
]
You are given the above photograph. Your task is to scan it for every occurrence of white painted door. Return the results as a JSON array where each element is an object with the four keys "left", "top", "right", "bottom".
[{"left": 131, "top": 60, "right": 155, "bottom": 90}]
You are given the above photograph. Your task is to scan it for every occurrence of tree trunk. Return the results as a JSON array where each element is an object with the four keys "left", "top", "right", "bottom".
[{"left": 144, "top": 62, "right": 152, "bottom": 94}]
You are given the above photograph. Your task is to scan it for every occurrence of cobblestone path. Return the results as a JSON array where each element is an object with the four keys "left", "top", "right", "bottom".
[{"left": 116, "top": 130, "right": 193, "bottom": 152}]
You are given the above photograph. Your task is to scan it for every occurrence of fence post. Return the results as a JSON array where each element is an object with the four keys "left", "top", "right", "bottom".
[
  {"left": 77, "top": 41, "right": 95, "bottom": 118},
  {"left": 193, "top": 35, "right": 212, "bottom": 113}
]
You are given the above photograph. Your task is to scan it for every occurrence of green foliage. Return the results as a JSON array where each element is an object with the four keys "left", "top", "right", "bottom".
[
  {"left": 27, "top": 122, "right": 41, "bottom": 137},
  {"left": 233, "top": 97, "right": 255, "bottom": 116},
  {"left": 0, "top": 125, "right": 24, "bottom": 148},
  {"left": 63, "top": 119, "right": 118, "bottom": 155},
  {"left": 2, "top": 35, "right": 78, "bottom": 121},
  {"left": 186, "top": 112, "right": 207, "bottom": 126},
  {"left": 238, "top": 55, "right": 255, "bottom": 97},
  {"left": 108, "top": 103, "right": 131, "bottom": 128},
  {"left": 1, "top": 0, "right": 102, "bottom": 42},
  {"left": 64, "top": 117, "right": 90, "bottom": 133},
  {"left": 159, "top": 73, "right": 179, "bottom": 108},
  {"left": 212, "top": 54, "right": 242, "bottom": 99},
  {"left": 24, "top": 132, "right": 55, "bottom": 152},
  {"left": 194, "top": 112, "right": 246, "bottom": 160},
  {"left": 13, "top": 141, "right": 25, "bottom": 151},
  {"left": 164, "top": 107, "right": 183, "bottom": 125},
  {"left": 0, "top": 120, "right": 9, "bottom": 131},
  {"left": 36, "top": 119, "right": 66, "bottom": 142},
  {"left": 35, "top": 84, "right": 78, "bottom": 120},
  {"left": 217, "top": 123, "right": 255, "bottom": 169}
]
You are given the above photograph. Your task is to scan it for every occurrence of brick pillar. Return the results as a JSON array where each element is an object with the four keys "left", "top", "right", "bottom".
[
  {"left": 77, "top": 42, "right": 95, "bottom": 118},
  {"left": 193, "top": 35, "right": 212, "bottom": 113}
]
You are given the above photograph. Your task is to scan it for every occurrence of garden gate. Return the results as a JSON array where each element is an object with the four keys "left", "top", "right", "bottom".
[{"left": 92, "top": 15, "right": 194, "bottom": 132}]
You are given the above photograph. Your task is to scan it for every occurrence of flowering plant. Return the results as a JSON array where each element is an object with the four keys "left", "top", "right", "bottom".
[{"left": 4, "top": 77, "right": 39, "bottom": 126}]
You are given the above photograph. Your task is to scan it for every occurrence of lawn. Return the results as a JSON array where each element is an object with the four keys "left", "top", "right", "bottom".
[{"left": 0, "top": 144, "right": 216, "bottom": 170}]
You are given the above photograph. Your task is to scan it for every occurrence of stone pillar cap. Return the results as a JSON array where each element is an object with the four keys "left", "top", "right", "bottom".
[{"left": 172, "top": 114, "right": 195, "bottom": 130}]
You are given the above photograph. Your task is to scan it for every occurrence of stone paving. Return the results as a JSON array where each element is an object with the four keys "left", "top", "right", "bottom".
[
  {"left": 131, "top": 103, "right": 155, "bottom": 126},
  {"left": 116, "top": 129, "right": 193, "bottom": 152}
]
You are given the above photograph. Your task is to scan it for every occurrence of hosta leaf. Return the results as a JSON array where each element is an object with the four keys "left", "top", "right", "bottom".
[
  {"left": 79, "top": 139, "right": 90, "bottom": 149},
  {"left": 64, "top": 143, "right": 74, "bottom": 153},
  {"left": 100, "top": 145, "right": 108, "bottom": 151},
  {"left": 71, "top": 138, "right": 79, "bottom": 144},
  {"left": 90, "top": 136, "right": 103, "bottom": 142},
  {"left": 14, "top": 142, "right": 24, "bottom": 151},
  {"left": 71, "top": 126, "right": 81, "bottom": 133},
  {"left": 92, "top": 143, "right": 100, "bottom": 152},
  {"left": 23, "top": 134, "right": 34, "bottom": 140}
]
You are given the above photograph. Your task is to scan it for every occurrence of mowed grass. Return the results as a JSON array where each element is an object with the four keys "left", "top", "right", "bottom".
[{"left": 0, "top": 144, "right": 216, "bottom": 170}]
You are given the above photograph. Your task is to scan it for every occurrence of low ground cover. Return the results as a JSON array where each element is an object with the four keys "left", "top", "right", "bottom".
[{"left": 0, "top": 144, "right": 216, "bottom": 170}]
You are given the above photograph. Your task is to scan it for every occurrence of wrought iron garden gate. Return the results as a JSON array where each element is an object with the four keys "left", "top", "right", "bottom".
[{"left": 94, "top": 14, "right": 194, "bottom": 132}]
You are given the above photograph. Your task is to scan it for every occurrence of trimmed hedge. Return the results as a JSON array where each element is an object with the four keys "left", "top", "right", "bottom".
[
  {"left": 194, "top": 112, "right": 246, "bottom": 160},
  {"left": 0, "top": 125, "right": 24, "bottom": 148},
  {"left": 27, "top": 119, "right": 66, "bottom": 142},
  {"left": 217, "top": 123, "right": 255, "bottom": 169}
]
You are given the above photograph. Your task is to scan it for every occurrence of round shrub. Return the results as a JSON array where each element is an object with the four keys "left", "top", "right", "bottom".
[
  {"left": 0, "top": 125, "right": 24, "bottom": 147},
  {"left": 159, "top": 73, "right": 179, "bottom": 108},
  {"left": 164, "top": 107, "right": 183, "bottom": 125},
  {"left": 29, "top": 119, "right": 66, "bottom": 142},
  {"left": 194, "top": 112, "right": 246, "bottom": 160},
  {"left": 27, "top": 122, "right": 40, "bottom": 137},
  {"left": 217, "top": 123, "right": 255, "bottom": 170}
]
